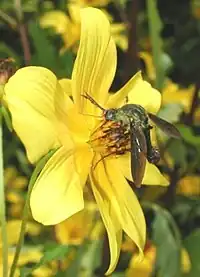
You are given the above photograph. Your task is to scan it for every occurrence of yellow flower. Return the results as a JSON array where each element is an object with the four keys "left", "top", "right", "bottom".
[
  {"left": 139, "top": 52, "right": 156, "bottom": 82},
  {"left": 55, "top": 202, "right": 102, "bottom": 245},
  {"left": 40, "top": 8, "right": 80, "bottom": 51},
  {"left": 176, "top": 175, "right": 200, "bottom": 196},
  {"left": 40, "top": 4, "right": 126, "bottom": 52},
  {"left": 5, "top": 167, "right": 28, "bottom": 217},
  {"left": 0, "top": 220, "right": 49, "bottom": 276},
  {"left": 4, "top": 8, "right": 168, "bottom": 274},
  {"left": 126, "top": 243, "right": 191, "bottom": 277},
  {"left": 162, "top": 80, "right": 195, "bottom": 113}
]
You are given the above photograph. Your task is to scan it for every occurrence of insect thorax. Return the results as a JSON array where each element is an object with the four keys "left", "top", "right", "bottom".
[{"left": 116, "top": 104, "right": 149, "bottom": 128}]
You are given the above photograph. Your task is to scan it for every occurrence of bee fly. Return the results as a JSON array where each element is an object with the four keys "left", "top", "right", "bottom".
[{"left": 82, "top": 93, "right": 181, "bottom": 188}]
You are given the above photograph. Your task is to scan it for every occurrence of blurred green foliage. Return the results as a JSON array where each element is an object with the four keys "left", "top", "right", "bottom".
[{"left": 0, "top": 0, "right": 200, "bottom": 276}]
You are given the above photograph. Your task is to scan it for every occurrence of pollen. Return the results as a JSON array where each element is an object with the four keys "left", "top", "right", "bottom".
[{"left": 89, "top": 120, "right": 131, "bottom": 158}]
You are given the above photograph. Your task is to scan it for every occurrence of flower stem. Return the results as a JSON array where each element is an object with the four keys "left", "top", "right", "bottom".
[
  {"left": 147, "top": 0, "right": 164, "bottom": 90},
  {"left": 125, "top": 0, "right": 139, "bottom": 82},
  {"left": 9, "top": 149, "right": 58, "bottom": 277},
  {"left": 0, "top": 114, "right": 8, "bottom": 277},
  {"left": 14, "top": 0, "right": 31, "bottom": 65}
]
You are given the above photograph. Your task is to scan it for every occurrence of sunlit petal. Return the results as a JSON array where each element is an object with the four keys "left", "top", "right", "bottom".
[
  {"left": 118, "top": 154, "right": 169, "bottom": 186},
  {"left": 106, "top": 71, "right": 142, "bottom": 108},
  {"left": 90, "top": 156, "right": 122, "bottom": 275},
  {"left": 107, "top": 72, "right": 161, "bottom": 114},
  {"left": 40, "top": 10, "right": 70, "bottom": 34},
  {"left": 72, "top": 8, "right": 117, "bottom": 114},
  {"left": 55, "top": 83, "right": 90, "bottom": 145},
  {"left": 139, "top": 51, "right": 156, "bottom": 81},
  {"left": 68, "top": 3, "right": 81, "bottom": 23},
  {"left": 4, "top": 67, "right": 60, "bottom": 163},
  {"left": 74, "top": 144, "right": 93, "bottom": 183},
  {"left": 59, "top": 78, "right": 72, "bottom": 96},
  {"left": 127, "top": 245, "right": 156, "bottom": 277},
  {"left": 100, "top": 159, "right": 146, "bottom": 259},
  {"left": 127, "top": 79, "right": 161, "bottom": 114},
  {"left": 162, "top": 81, "right": 195, "bottom": 113},
  {"left": 30, "top": 147, "right": 84, "bottom": 225}
]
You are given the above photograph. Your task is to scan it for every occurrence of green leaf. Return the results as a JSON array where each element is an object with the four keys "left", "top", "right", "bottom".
[
  {"left": 58, "top": 50, "right": 74, "bottom": 78},
  {"left": 158, "top": 103, "right": 184, "bottom": 123},
  {"left": 21, "top": 0, "right": 40, "bottom": 12},
  {"left": 0, "top": 106, "right": 12, "bottom": 132},
  {"left": 80, "top": 240, "right": 102, "bottom": 276},
  {"left": 144, "top": 203, "right": 182, "bottom": 277},
  {"left": 65, "top": 239, "right": 94, "bottom": 277},
  {"left": 184, "top": 229, "right": 200, "bottom": 277},
  {"left": 35, "top": 245, "right": 71, "bottom": 266},
  {"left": 20, "top": 245, "right": 71, "bottom": 276},
  {"left": 177, "top": 125, "right": 200, "bottom": 146},
  {"left": 167, "top": 139, "right": 187, "bottom": 171},
  {"left": 171, "top": 196, "right": 200, "bottom": 231},
  {"left": 28, "top": 21, "right": 59, "bottom": 72}
]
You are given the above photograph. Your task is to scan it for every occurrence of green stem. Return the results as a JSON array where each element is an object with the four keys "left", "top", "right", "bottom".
[
  {"left": 9, "top": 149, "right": 57, "bottom": 277},
  {"left": 14, "top": 0, "right": 23, "bottom": 21},
  {"left": 125, "top": 0, "right": 139, "bottom": 81},
  {"left": 0, "top": 114, "right": 8, "bottom": 277},
  {"left": 147, "top": 0, "right": 164, "bottom": 90},
  {"left": 0, "top": 9, "right": 17, "bottom": 27}
]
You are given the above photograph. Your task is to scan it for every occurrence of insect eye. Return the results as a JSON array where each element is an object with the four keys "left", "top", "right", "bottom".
[{"left": 105, "top": 109, "right": 116, "bottom": 120}]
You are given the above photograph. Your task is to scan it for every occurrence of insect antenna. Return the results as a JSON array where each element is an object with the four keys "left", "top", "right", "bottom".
[{"left": 81, "top": 92, "right": 105, "bottom": 111}]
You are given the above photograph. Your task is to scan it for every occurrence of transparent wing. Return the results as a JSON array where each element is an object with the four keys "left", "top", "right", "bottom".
[{"left": 148, "top": 113, "right": 181, "bottom": 139}]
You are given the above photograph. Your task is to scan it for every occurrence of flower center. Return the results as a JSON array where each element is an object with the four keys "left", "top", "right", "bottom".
[{"left": 89, "top": 120, "right": 131, "bottom": 158}]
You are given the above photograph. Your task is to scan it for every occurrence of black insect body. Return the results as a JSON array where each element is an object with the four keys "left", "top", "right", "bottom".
[{"left": 82, "top": 94, "right": 181, "bottom": 188}]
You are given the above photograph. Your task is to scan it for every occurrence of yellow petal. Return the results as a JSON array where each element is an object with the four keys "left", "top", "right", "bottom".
[
  {"left": 90, "top": 156, "right": 146, "bottom": 274},
  {"left": 72, "top": 8, "right": 117, "bottom": 113},
  {"left": 74, "top": 144, "right": 93, "bottom": 181},
  {"left": 176, "top": 175, "right": 200, "bottom": 196},
  {"left": 127, "top": 245, "right": 156, "bottom": 277},
  {"left": 127, "top": 79, "right": 161, "bottom": 114},
  {"left": 102, "top": 159, "right": 146, "bottom": 259},
  {"left": 107, "top": 72, "right": 161, "bottom": 113},
  {"left": 181, "top": 248, "right": 191, "bottom": 273},
  {"left": 30, "top": 147, "right": 85, "bottom": 225},
  {"left": 14, "top": 248, "right": 42, "bottom": 265},
  {"left": 107, "top": 71, "right": 142, "bottom": 108},
  {"left": 139, "top": 51, "right": 156, "bottom": 81},
  {"left": 40, "top": 11, "right": 70, "bottom": 34},
  {"left": 0, "top": 220, "right": 40, "bottom": 246},
  {"left": 59, "top": 78, "right": 72, "bottom": 96},
  {"left": 68, "top": 3, "right": 81, "bottom": 23},
  {"left": 118, "top": 154, "right": 169, "bottom": 186},
  {"left": 162, "top": 80, "right": 195, "bottom": 113},
  {"left": 55, "top": 83, "right": 90, "bottom": 144},
  {"left": 55, "top": 205, "right": 95, "bottom": 245},
  {"left": 90, "top": 157, "right": 122, "bottom": 275},
  {"left": 4, "top": 67, "right": 60, "bottom": 163}
]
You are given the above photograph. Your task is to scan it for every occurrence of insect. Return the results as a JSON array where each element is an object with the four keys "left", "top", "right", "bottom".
[
  {"left": 82, "top": 93, "right": 181, "bottom": 188},
  {"left": 0, "top": 58, "right": 16, "bottom": 84}
]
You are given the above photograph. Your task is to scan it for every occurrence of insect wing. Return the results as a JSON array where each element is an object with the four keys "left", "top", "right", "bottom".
[
  {"left": 148, "top": 113, "right": 181, "bottom": 139},
  {"left": 130, "top": 123, "right": 147, "bottom": 188}
]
